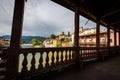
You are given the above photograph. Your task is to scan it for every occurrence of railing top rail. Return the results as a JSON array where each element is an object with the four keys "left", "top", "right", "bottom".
[
  {"left": 20, "top": 47, "right": 75, "bottom": 53},
  {"left": 0, "top": 47, "right": 8, "bottom": 50},
  {"left": 79, "top": 47, "right": 109, "bottom": 50},
  {"left": 5, "top": 46, "right": 119, "bottom": 54}
]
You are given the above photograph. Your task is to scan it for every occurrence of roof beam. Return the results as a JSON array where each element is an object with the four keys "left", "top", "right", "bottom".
[
  {"left": 101, "top": 9, "right": 120, "bottom": 18},
  {"left": 111, "top": 21, "right": 120, "bottom": 25}
]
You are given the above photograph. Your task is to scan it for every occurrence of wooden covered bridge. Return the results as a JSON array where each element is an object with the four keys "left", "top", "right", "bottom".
[{"left": 0, "top": 0, "right": 120, "bottom": 80}]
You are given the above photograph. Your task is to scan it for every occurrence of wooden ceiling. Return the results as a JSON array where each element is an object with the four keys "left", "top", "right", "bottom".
[{"left": 52, "top": 0, "right": 120, "bottom": 30}]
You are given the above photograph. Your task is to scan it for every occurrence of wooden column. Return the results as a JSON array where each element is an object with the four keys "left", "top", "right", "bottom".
[
  {"left": 107, "top": 27, "right": 110, "bottom": 47},
  {"left": 96, "top": 20, "right": 100, "bottom": 59},
  {"left": 107, "top": 27, "right": 110, "bottom": 56},
  {"left": 10, "top": 0, "right": 25, "bottom": 48},
  {"left": 6, "top": 0, "right": 25, "bottom": 79},
  {"left": 74, "top": 7, "right": 80, "bottom": 66},
  {"left": 114, "top": 28, "right": 116, "bottom": 47},
  {"left": 113, "top": 28, "right": 117, "bottom": 55},
  {"left": 119, "top": 31, "right": 120, "bottom": 46}
]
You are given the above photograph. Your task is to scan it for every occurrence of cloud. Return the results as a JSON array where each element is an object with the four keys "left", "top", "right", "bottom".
[
  {"left": 0, "top": 0, "right": 14, "bottom": 35},
  {"left": 0, "top": 0, "right": 96, "bottom": 37},
  {"left": 23, "top": 0, "right": 75, "bottom": 37}
]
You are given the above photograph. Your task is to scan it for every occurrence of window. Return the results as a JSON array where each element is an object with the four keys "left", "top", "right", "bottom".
[
  {"left": 110, "top": 39, "right": 112, "bottom": 42},
  {"left": 102, "top": 38, "right": 106, "bottom": 43}
]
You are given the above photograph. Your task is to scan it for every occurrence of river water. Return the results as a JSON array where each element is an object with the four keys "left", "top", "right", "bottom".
[{"left": 21, "top": 44, "right": 32, "bottom": 48}]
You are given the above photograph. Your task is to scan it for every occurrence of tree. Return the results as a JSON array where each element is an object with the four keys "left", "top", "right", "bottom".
[
  {"left": 22, "top": 41, "right": 26, "bottom": 44},
  {"left": 61, "top": 38, "right": 65, "bottom": 42},
  {"left": 31, "top": 38, "right": 38, "bottom": 46},
  {"left": 68, "top": 31, "right": 70, "bottom": 37},
  {"left": 50, "top": 34, "right": 56, "bottom": 39}
]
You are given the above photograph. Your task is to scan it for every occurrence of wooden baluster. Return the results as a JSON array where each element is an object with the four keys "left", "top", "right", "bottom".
[
  {"left": 46, "top": 51, "right": 49, "bottom": 68},
  {"left": 71, "top": 51, "right": 73, "bottom": 59},
  {"left": 38, "top": 52, "right": 43, "bottom": 70},
  {"left": 21, "top": 53, "right": 28, "bottom": 74},
  {"left": 67, "top": 50, "right": 70, "bottom": 62},
  {"left": 87, "top": 50, "right": 89, "bottom": 59},
  {"left": 71, "top": 50, "right": 73, "bottom": 61},
  {"left": 56, "top": 51, "right": 59, "bottom": 66},
  {"left": 51, "top": 51, "right": 55, "bottom": 67},
  {"left": 87, "top": 50, "right": 88, "bottom": 59},
  {"left": 67, "top": 50, "right": 69, "bottom": 61},
  {"left": 70, "top": 50, "right": 73, "bottom": 62},
  {"left": 31, "top": 53, "right": 35, "bottom": 72},
  {"left": 65, "top": 50, "right": 68, "bottom": 63},
  {"left": 61, "top": 51, "right": 63, "bottom": 65},
  {"left": 84, "top": 50, "right": 85, "bottom": 59},
  {"left": 69, "top": 50, "right": 71, "bottom": 62},
  {"left": 82, "top": 50, "right": 83, "bottom": 61},
  {"left": 81, "top": 50, "right": 83, "bottom": 61}
]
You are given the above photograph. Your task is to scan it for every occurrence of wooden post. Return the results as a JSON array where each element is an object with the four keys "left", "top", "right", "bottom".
[
  {"left": 6, "top": 0, "right": 25, "bottom": 79},
  {"left": 10, "top": 0, "right": 25, "bottom": 48},
  {"left": 74, "top": 7, "right": 80, "bottom": 66},
  {"left": 107, "top": 27, "right": 110, "bottom": 56},
  {"left": 96, "top": 20, "right": 100, "bottom": 59},
  {"left": 107, "top": 27, "right": 110, "bottom": 47},
  {"left": 113, "top": 28, "right": 117, "bottom": 55},
  {"left": 119, "top": 31, "right": 120, "bottom": 46},
  {"left": 114, "top": 28, "right": 116, "bottom": 47},
  {"left": 119, "top": 31, "right": 120, "bottom": 54}
]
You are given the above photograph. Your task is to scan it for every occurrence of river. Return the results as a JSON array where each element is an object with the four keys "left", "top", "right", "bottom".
[{"left": 21, "top": 44, "right": 32, "bottom": 48}]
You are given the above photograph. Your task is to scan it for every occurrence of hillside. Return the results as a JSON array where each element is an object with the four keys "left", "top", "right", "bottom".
[{"left": 0, "top": 35, "right": 47, "bottom": 43}]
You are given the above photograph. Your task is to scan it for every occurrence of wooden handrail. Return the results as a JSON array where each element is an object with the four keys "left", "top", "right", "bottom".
[
  {"left": 3, "top": 46, "right": 120, "bottom": 79},
  {"left": 20, "top": 47, "right": 75, "bottom": 53}
]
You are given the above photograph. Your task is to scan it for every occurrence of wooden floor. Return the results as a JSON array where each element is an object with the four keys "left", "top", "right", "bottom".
[{"left": 40, "top": 55, "right": 120, "bottom": 80}]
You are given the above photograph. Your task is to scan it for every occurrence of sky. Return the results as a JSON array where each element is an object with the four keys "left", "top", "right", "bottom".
[{"left": 0, "top": 0, "right": 104, "bottom": 37}]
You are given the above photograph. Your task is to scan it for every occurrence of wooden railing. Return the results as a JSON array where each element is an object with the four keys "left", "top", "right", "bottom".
[
  {"left": 79, "top": 46, "right": 120, "bottom": 62},
  {"left": 0, "top": 47, "right": 7, "bottom": 80},
  {"left": 3, "top": 46, "right": 120, "bottom": 79},
  {"left": 17, "top": 47, "right": 75, "bottom": 79},
  {"left": 79, "top": 47, "right": 98, "bottom": 62}
]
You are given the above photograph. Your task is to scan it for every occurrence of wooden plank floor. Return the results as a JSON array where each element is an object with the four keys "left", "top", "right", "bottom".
[{"left": 40, "top": 55, "right": 120, "bottom": 80}]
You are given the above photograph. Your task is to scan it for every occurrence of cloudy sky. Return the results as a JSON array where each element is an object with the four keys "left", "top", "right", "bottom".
[{"left": 0, "top": 0, "right": 98, "bottom": 37}]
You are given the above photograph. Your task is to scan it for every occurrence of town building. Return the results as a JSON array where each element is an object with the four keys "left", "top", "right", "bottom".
[
  {"left": 0, "top": 39, "right": 10, "bottom": 47},
  {"left": 72, "top": 27, "right": 119, "bottom": 47},
  {"left": 0, "top": 39, "right": 4, "bottom": 47},
  {"left": 43, "top": 32, "right": 72, "bottom": 47}
]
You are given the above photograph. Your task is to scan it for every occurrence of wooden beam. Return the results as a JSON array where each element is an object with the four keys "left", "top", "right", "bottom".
[
  {"left": 96, "top": 21, "right": 100, "bottom": 48},
  {"left": 74, "top": 7, "right": 80, "bottom": 66},
  {"left": 111, "top": 21, "right": 120, "bottom": 25},
  {"left": 96, "top": 20, "right": 100, "bottom": 59},
  {"left": 107, "top": 27, "right": 110, "bottom": 47},
  {"left": 101, "top": 9, "right": 120, "bottom": 18},
  {"left": 10, "top": 0, "right": 25, "bottom": 48},
  {"left": 6, "top": 0, "right": 25, "bottom": 79},
  {"left": 107, "top": 27, "right": 111, "bottom": 56}
]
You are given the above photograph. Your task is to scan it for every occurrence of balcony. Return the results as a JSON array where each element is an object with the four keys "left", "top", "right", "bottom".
[{"left": 0, "top": 0, "right": 120, "bottom": 80}]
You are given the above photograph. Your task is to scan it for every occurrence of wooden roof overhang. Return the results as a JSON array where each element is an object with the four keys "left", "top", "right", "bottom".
[{"left": 52, "top": 0, "right": 120, "bottom": 31}]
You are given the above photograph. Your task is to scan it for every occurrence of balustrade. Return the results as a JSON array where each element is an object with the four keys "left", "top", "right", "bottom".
[
  {"left": 1, "top": 46, "right": 119, "bottom": 79},
  {"left": 18, "top": 47, "right": 75, "bottom": 77},
  {"left": 80, "top": 47, "right": 98, "bottom": 62}
]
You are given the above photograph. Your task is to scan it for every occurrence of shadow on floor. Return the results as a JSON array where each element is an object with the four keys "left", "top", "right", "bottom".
[{"left": 35, "top": 55, "right": 120, "bottom": 80}]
